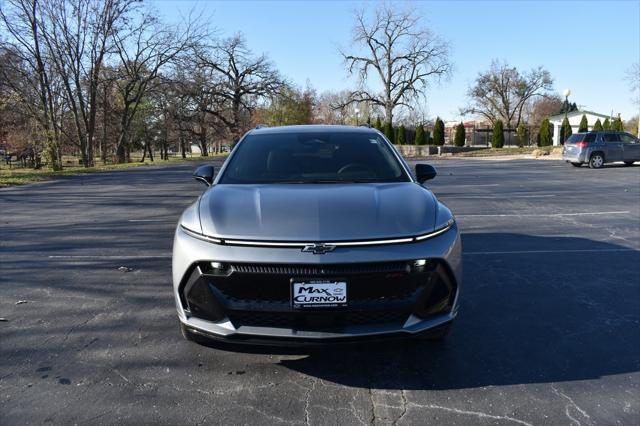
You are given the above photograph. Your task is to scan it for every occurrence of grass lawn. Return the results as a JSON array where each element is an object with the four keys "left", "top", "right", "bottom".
[{"left": 0, "top": 154, "right": 226, "bottom": 187}]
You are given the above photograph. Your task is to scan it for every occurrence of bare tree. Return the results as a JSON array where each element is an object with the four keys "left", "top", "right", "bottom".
[
  {"left": 525, "top": 94, "right": 563, "bottom": 130},
  {"left": 315, "top": 90, "right": 360, "bottom": 124},
  {"left": 37, "top": 0, "right": 137, "bottom": 167},
  {"left": 340, "top": 3, "right": 451, "bottom": 125},
  {"left": 463, "top": 60, "right": 553, "bottom": 128},
  {"left": 112, "top": 9, "right": 204, "bottom": 163},
  {"left": 96, "top": 65, "right": 119, "bottom": 163},
  {"left": 0, "top": 0, "right": 63, "bottom": 169},
  {"left": 195, "top": 34, "right": 284, "bottom": 144},
  {"left": 169, "top": 64, "right": 221, "bottom": 156}
]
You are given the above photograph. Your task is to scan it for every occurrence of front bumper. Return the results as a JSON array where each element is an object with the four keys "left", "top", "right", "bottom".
[{"left": 172, "top": 224, "right": 462, "bottom": 343}]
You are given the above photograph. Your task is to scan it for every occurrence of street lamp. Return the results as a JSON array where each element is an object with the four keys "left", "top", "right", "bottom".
[{"left": 354, "top": 107, "right": 360, "bottom": 126}]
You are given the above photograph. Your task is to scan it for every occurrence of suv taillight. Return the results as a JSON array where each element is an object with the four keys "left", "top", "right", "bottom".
[{"left": 576, "top": 142, "right": 589, "bottom": 148}]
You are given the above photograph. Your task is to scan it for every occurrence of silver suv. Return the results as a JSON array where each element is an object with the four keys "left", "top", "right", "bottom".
[{"left": 563, "top": 131, "right": 640, "bottom": 168}]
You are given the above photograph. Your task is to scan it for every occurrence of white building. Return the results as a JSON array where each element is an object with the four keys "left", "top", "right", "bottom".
[
  {"left": 190, "top": 143, "right": 202, "bottom": 154},
  {"left": 548, "top": 110, "right": 611, "bottom": 146}
]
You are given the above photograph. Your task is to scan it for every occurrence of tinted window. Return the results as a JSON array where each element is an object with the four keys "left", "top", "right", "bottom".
[
  {"left": 619, "top": 133, "right": 638, "bottom": 143},
  {"left": 566, "top": 133, "right": 596, "bottom": 143},
  {"left": 566, "top": 134, "right": 584, "bottom": 143},
  {"left": 219, "top": 132, "right": 410, "bottom": 184},
  {"left": 602, "top": 133, "right": 621, "bottom": 142}
]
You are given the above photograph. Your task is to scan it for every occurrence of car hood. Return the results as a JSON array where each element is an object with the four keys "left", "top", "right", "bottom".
[{"left": 198, "top": 183, "right": 438, "bottom": 241}]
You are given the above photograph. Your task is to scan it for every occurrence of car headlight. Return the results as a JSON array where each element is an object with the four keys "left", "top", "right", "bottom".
[
  {"left": 179, "top": 202, "right": 223, "bottom": 243},
  {"left": 435, "top": 202, "right": 455, "bottom": 231},
  {"left": 179, "top": 202, "right": 202, "bottom": 234},
  {"left": 414, "top": 203, "right": 455, "bottom": 241}
]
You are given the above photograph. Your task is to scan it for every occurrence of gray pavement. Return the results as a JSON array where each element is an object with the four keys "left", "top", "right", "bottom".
[{"left": 1, "top": 158, "right": 639, "bottom": 425}]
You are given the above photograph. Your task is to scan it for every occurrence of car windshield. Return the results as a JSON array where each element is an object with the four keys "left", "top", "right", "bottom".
[{"left": 218, "top": 131, "right": 411, "bottom": 184}]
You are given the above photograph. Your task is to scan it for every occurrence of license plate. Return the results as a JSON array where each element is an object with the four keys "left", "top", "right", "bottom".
[{"left": 291, "top": 280, "right": 347, "bottom": 308}]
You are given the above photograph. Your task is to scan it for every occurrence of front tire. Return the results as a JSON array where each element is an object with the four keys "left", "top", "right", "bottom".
[
  {"left": 589, "top": 153, "right": 605, "bottom": 169},
  {"left": 571, "top": 162, "right": 582, "bottom": 167}
]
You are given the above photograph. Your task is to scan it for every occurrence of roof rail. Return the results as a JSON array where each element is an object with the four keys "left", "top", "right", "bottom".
[
  {"left": 255, "top": 124, "right": 268, "bottom": 129},
  {"left": 359, "top": 123, "right": 372, "bottom": 128}
]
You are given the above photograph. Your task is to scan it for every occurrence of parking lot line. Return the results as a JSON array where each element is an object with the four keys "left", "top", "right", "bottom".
[{"left": 457, "top": 211, "right": 630, "bottom": 218}]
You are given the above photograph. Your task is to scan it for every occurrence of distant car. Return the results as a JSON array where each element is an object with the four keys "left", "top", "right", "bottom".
[
  {"left": 563, "top": 131, "right": 640, "bottom": 168},
  {"left": 172, "top": 125, "right": 461, "bottom": 345}
]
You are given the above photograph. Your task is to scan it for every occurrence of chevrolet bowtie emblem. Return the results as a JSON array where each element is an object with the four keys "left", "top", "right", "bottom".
[{"left": 301, "top": 243, "right": 336, "bottom": 255}]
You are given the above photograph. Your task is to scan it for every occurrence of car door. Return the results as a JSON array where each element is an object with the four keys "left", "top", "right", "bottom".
[
  {"left": 619, "top": 132, "right": 640, "bottom": 162},
  {"left": 601, "top": 132, "right": 623, "bottom": 162}
]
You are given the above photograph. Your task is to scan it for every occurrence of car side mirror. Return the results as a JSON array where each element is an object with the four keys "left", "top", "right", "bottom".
[
  {"left": 193, "top": 165, "right": 214, "bottom": 186},
  {"left": 415, "top": 163, "right": 437, "bottom": 184}
]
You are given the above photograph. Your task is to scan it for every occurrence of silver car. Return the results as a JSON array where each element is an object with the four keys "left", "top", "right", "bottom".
[
  {"left": 172, "top": 125, "right": 461, "bottom": 345},
  {"left": 563, "top": 131, "right": 640, "bottom": 168}
]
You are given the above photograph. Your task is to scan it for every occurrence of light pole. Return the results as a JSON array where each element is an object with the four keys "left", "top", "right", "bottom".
[
  {"left": 354, "top": 107, "right": 360, "bottom": 126},
  {"left": 562, "top": 88, "right": 571, "bottom": 144}
]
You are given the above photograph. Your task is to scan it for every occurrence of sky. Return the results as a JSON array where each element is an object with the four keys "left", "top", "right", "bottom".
[{"left": 152, "top": 0, "right": 640, "bottom": 121}]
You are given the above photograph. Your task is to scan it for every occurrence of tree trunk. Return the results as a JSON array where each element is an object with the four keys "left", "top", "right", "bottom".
[
  {"left": 80, "top": 135, "right": 89, "bottom": 167},
  {"left": 115, "top": 103, "right": 131, "bottom": 163},
  {"left": 385, "top": 103, "right": 393, "bottom": 126},
  {"left": 180, "top": 135, "right": 186, "bottom": 159},
  {"left": 199, "top": 126, "right": 208, "bottom": 156},
  {"left": 86, "top": 130, "right": 95, "bottom": 167},
  {"left": 101, "top": 84, "right": 108, "bottom": 164},
  {"left": 116, "top": 143, "right": 126, "bottom": 163},
  {"left": 232, "top": 97, "right": 241, "bottom": 144}
]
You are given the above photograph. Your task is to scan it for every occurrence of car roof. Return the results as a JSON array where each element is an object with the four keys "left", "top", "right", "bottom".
[
  {"left": 576, "top": 131, "right": 626, "bottom": 134},
  {"left": 248, "top": 124, "right": 379, "bottom": 135}
]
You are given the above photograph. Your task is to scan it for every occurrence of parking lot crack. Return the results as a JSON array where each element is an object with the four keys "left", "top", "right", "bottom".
[
  {"left": 393, "top": 390, "right": 408, "bottom": 425},
  {"left": 304, "top": 377, "right": 317, "bottom": 426},
  {"left": 368, "top": 387, "right": 376, "bottom": 424},
  {"left": 239, "top": 404, "right": 305, "bottom": 425},
  {"left": 112, "top": 368, "right": 131, "bottom": 384},
  {"left": 552, "top": 385, "right": 593, "bottom": 426},
  {"left": 406, "top": 402, "right": 533, "bottom": 426},
  {"left": 349, "top": 389, "right": 368, "bottom": 426}
]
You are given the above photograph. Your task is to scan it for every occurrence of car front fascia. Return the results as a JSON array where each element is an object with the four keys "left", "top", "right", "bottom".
[{"left": 172, "top": 221, "right": 462, "bottom": 342}]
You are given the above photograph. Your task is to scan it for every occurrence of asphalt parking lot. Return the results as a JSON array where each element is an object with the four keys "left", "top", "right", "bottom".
[{"left": 1, "top": 158, "right": 639, "bottom": 425}]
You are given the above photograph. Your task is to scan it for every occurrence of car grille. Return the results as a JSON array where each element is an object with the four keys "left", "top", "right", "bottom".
[
  {"left": 211, "top": 267, "right": 422, "bottom": 305},
  {"left": 181, "top": 260, "right": 455, "bottom": 332},
  {"left": 228, "top": 262, "right": 409, "bottom": 276}
]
